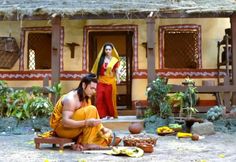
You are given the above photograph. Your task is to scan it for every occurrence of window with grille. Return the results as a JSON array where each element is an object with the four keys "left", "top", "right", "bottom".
[
  {"left": 159, "top": 24, "right": 201, "bottom": 69},
  {"left": 119, "top": 56, "right": 127, "bottom": 82},
  {"left": 27, "top": 33, "right": 52, "bottom": 70}
]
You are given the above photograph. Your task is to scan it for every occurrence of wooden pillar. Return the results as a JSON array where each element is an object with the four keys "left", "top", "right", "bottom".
[
  {"left": 230, "top": 13, "right": 236, "bottom": 106},
  {"left": 51, "top": 16, "right": 61, "bottom": 86},
  {"left": 43, "top": 75, "right": 49, "bottom": 97},
  {"left": 51, "top": 16, "right": 61, "bottom": 103},
  {"left": 223, "top": 76, "right": 231, "bottom": 110},
  {"left": 146, "top": 18, "right": 156, "bottom": 84}
]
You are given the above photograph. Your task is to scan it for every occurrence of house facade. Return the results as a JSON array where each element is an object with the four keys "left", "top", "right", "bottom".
[{"left": 0, "top": 0, "right": 236, "bottom": 112}]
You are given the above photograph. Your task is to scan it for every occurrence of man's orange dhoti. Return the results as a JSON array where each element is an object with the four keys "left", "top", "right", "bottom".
[{"left": 50, "top": 97, "right": 111, "bottom": 147}]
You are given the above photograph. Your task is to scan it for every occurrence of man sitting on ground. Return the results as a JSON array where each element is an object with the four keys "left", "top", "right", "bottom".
[{"left": 49, "top": 73, "right": 118, "bottom": 151}]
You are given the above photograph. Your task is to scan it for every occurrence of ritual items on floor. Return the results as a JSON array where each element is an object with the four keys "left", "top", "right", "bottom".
[
  {"left": 177, "top": 132, "right": 193, "bottom": 138},
  {"left": 191, "top": 134, "right": 200, "bottom": 141},
  {"left": 177, "top": 132, "right": 200, "bottom": 141},
  {"left": 136, "top": 143, "right": 154, "bottom": 153},
  {"left": 128, "top": 122, "right": 143, "bottom": 134},
  {"left": 123, "top": 134, "right": 157, "bottom": 146},
  {"left": 107, "top": 146, "right": 144, "bottom": 157},
  {"left": 123, "top": 134, "right": 157, "bottom": 153},
  {"left": 168, "top": 123, "right": 182, "bottom": 132},
  {"left": 156, "top": 126, "right": 175, "bottom": 136},
  {"left": 81, "top": 146, "right": 144, "bottom": 157}
]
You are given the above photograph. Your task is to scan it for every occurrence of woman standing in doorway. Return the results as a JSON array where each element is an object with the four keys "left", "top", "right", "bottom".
[{"left": 91, "top": 43, "right": 120, "bottom": 119}]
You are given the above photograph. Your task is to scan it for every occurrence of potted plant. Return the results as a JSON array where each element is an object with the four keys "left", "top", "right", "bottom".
[
  {"left": 171, "top": 78, "right": 202, "bottom": 129},
  {"left": 144, "top": 77, "right": 177, "bottom": 133}
]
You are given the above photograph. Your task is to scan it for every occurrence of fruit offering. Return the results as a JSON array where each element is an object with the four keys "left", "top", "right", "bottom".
[
  {"left": 157, "top": 126, "right": 174, "bottom": 135},
  {"left": 177, "top": 132, "right": 192, "bottom": 138},
  {"left": 168, "top": 123, "right": 182, "bottom": 132},
  {"left": 107, "top": 146, "right": 144, "bottom": 157}
]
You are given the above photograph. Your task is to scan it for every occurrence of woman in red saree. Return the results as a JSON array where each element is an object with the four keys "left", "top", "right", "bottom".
[{"left": 91, "top": 43, "right": 120, "bottom": 119}]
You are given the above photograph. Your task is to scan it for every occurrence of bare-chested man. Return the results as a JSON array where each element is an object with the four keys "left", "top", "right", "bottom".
[{"left": 50, "top": 73, "right": 117, "bottom": 150}]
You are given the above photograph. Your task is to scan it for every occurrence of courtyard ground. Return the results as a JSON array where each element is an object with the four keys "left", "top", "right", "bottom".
[{"left": 0, "top": 130, "right": 236, "bottom": 162}]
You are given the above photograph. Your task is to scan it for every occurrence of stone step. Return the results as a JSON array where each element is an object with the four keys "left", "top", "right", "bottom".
[
  {"left": 117, "top": 109, "right": 136, "bottom": 116},
  {"left": 102, "top": 116, "right": 144, "bottom": 131}
]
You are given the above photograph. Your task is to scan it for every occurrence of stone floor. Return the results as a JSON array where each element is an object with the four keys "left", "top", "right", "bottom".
[
  {"left": 1, "top": 116, "right": 236, "bottom": 162},
  {"left": 0, "top": 130, "right": 236, "bottom": 162}
]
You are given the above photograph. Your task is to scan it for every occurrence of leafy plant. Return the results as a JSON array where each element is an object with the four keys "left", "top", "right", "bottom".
[
  {"left": 29, "top": 96, "right": 53, "bottom": 117},
  {"left": 144, "top": 107, "right": 156, "bottom": 118},
  {"left": 146, "top": 77, "right": 172, "bottom": 118},
  {"left": 0, "top": 80, "right": 13, "bottom": 117},
  {"left": 8, "top": 90, "right": 30, "bottom": 120},
  {"left": 47, "top": 82, "right": 62, "bottom": 104},
  {"left": 0, "top": 80, "right": 8, "bottom": 94},
  {"left": 0, "top": 80, "right": 53, "bottom": 120},
  {"left": 171, "top": 78, "right": 198, "bottom": 118},
  {"left": 170, "top": 92, "right": 185, "bottom": 117},
  {"left": 31, "top": 86, "right": 43, "bottom": 97}
]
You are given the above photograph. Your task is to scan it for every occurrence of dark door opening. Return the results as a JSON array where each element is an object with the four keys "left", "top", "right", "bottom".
[
  {"left": 88, "top": 31, "right": 133, "bottom": 109},
  {"left": 28, "top": 33, "right": 52, "bottom": 70}
]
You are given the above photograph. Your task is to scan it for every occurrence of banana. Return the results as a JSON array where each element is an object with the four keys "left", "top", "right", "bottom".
[
  {"left": 157, "top": 126, "right": 174, "bottom": 134},
  {"left": 177, "top": 132, "right": 193, "bottom": 138}
]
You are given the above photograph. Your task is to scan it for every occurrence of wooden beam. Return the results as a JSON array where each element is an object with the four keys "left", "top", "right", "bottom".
[
  {"left": 222, "top": 76, "right": 231, "bottom": 110},
  {"left": 231, "top": 13, "right": 236, "bottom": 105},
  {"left": 51, "top": 16, "right": 61, "bottom": 87},
  {"left": 170, "top": 84, "right": 236, "bottom": 93},
  {"left": 66, "top": 42, "right": 79, "bottom": 58},
  {"left": 146, "top": 18, "right": 156, "bottom": 83}
]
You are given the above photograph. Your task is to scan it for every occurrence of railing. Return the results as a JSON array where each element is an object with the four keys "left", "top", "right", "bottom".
[{"left": 169, "top": 76, "right": 235, "bottom": 111}]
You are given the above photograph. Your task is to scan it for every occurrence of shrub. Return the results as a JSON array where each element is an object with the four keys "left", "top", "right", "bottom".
[
  {"left": 146, "top": 77, "right": 172, "bottom": 118},
  {"left": 0, "top": 80, "right": 53, "bottom": 120},
  {"left": 207, "top": 105, "right": 224, "bottom": 121}
]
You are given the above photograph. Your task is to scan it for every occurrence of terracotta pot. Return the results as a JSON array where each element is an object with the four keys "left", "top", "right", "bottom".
[{"left": 128, "top": 122, "right": 143, "bottom": 134}]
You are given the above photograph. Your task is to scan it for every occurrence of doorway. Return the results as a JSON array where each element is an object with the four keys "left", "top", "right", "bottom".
[
  {"left": 89, "top": 31, "right": 133, "bottom": 109},
  {"left": 27, "top": 33, "right": 52, "bottom": 70}
]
